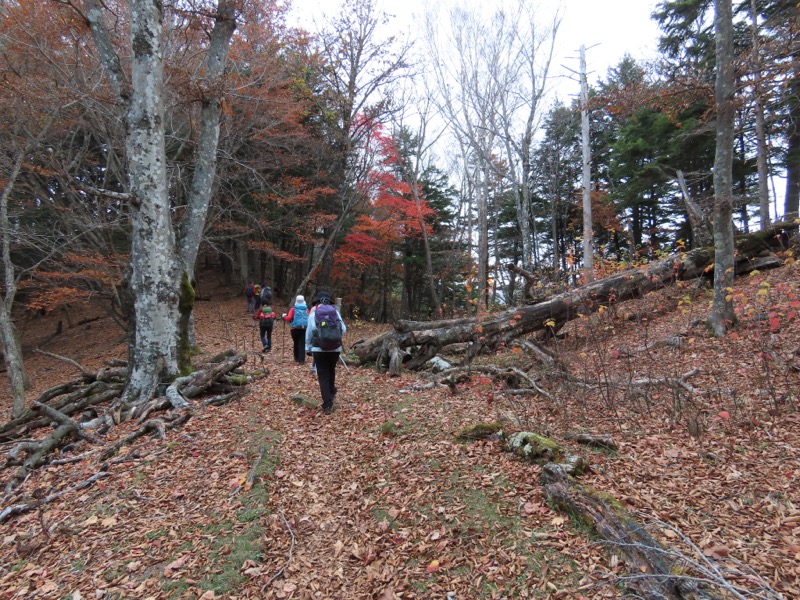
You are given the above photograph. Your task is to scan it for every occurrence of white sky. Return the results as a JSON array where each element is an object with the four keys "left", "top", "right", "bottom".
[{"left": 287, "top": 0, "right": 664, "bottom": 101}]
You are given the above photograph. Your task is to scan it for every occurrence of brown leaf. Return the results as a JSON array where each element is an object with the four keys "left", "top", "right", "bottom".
[{"left": 376, "top": 587, "right": 397, "bottom": 600}]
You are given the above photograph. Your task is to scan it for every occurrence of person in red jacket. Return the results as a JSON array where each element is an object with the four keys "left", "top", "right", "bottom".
[{"left": 254, "top": 304, "right": 276, "bottom": 352}]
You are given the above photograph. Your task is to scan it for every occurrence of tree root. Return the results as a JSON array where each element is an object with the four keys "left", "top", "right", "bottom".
[
  {"left": 0, "top": 350, "right": 249, "bottom": 501},
  {"left": 98, "top": 413, "right": 191, "bottom": 463},
  {"left": 0, "top": 471, "right": 109, "bottom": 523}
]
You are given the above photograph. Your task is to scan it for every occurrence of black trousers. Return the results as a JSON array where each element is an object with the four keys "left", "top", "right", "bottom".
[
  {"left": 313, "top": 351, "right": 339, "bottom": 409},
  {"left": 290, "top": 328, "right": 306, "bottom": 363}
]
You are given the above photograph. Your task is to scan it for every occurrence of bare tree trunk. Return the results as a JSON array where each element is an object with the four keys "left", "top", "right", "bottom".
[
  {"left": 478, "top": 162, "right": 490, "bottom": 311},
  {"left": 175, "top": 1, "right": 236, "bottom": 370},
  {"left": 84, "top": 1, "right": 235, "bottom": 405},
  {"left": 580, "top": 45, "right": 594, "bottom": 283},
  {"left": 708, "top": 0, "right": 737, "bottom": 337},
  {"left": 238, "top": 239, "right": 249, "bottom": 284},
  {"left": 401, "top": 100, "right": 442, "bottom": 315},
  {"left": 750, "top": 0, "right": 771, "bottom": 229},
  {"left": 176, "top": 1, "right": 236, "bottom": 275}
]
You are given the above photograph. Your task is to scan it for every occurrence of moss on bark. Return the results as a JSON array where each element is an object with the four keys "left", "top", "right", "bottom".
[{"left": 177, "top": 272, "right": 196, "bottom": 375}]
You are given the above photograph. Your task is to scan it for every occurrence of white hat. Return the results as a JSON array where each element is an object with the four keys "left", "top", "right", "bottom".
[{"left": 296, "top": 295, "right": 305, "bottom": 304}]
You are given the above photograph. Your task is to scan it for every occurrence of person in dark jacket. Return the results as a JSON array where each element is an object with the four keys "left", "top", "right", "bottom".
[
  {"left": 305, "top": 291, "right": 346, "bottom": 414},
  {"left": 282, "top": 295, "right": 308, "bottom": 364}
]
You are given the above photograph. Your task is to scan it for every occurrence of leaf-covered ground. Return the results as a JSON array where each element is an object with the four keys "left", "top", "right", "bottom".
[{"left": 2, "top": 261, "right": 799, "bottom": 599}]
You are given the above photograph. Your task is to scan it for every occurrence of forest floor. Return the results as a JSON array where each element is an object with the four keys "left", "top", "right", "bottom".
[{"left": 1, "top": 260, "right": 799, "bottom": 600}]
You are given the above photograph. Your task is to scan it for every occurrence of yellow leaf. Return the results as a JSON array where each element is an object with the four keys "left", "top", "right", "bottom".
[
  {"left": 426, "top": 559, "right": 440, "bottom": 573},
  {"left": 551, "top": 516, "right": 566, "bottom": 526}
]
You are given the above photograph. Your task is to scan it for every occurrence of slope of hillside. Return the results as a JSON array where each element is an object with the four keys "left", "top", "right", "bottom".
[{"left": 1, "top": 261, "right": 798, "bottom": 599}]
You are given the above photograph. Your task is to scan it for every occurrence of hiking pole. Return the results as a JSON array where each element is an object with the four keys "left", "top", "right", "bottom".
[
  {"left": 282, "top": 318, "right": 285, "bottom": 360},
  {"left": 338, "top": 354, "right": 349, "bottom": 371}
]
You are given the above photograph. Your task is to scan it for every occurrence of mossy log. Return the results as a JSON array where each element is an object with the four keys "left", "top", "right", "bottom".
[
  {"left": 353, "top": 222, "right": 796, "bottom": 371},
  {"left": 541, "top": 463, "right": 722, "bottom": 600}
]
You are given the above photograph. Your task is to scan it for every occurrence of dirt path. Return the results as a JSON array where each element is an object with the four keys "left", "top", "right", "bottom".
[{"left": 194, "top": 302, "right": 587, "bottom": 599}]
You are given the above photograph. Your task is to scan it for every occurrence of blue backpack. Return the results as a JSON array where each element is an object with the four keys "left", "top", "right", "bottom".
[
  {"left": 313, "top": 303, "right": 343, "bottom": 351},
  {"left": 290, "top": 305, "right": 308, "bottom": 328}
]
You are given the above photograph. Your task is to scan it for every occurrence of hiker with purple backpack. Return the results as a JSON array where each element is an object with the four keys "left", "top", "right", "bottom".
[{"left": 305, "top": 291, "right": 346, "bottom": 415}]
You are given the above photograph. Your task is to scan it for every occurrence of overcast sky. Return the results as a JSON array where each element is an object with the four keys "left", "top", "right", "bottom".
[{"left": 287, "top": 0, "right": 665, "bottom": 101}]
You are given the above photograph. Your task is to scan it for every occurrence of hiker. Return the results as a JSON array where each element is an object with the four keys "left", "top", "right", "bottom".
[
  {"left": 244, "top": 281, "right": 256, "bottom": 313},
  {"left": 282, "top": 295, "right": 308, "bottom": 364},
  {"left": 260, "top": 285, "right": 273, "bottom": 306},
  {"left": 253, "top": 283, "right": 262, "bottom": 310},
  {"left": 305, "top": 291, "right": 346, "bottom": 414},
  {"left": 254, "top": 303, "right": 276, "bottom": 352},
  {"left": 307, "top": 292, "right": 324, "bottom": 374}
]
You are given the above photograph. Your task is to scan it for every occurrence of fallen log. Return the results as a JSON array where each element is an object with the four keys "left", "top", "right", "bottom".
[
  {"left": 564, "top": 432, "right": 618, "bottom": 451},
  {"left": 178, "top": 353, "right": 247, "bottom": 399},
  {"left": 541, "top": 463, "right": 723, "bottom": 599},
  {"left": 354, "top": 223, "right": 796, "bottom": 374}
]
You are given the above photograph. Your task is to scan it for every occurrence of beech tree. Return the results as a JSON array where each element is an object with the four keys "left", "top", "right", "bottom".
[{"left": 77, "top": 0, "right": 237, "bottom": 405}]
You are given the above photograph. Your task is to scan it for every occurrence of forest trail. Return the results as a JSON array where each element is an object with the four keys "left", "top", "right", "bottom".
[{"left": 212, "top": 305, "right": 578, "bottom": 599}]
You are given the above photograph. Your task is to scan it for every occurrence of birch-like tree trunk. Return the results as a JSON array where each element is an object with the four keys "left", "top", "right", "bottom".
[
  {"left": 394, "top": 97, "right": 442, "bottom": 316},
  {"left": 84, "top": 0, "right": 236, "bottom": 404},
  {"left": 580, "top": 45, "right": 594, "bottom": 283},
  {"left": 749, "top": 0, "right": 771, "bottom": 228},
  {"left": 119, "top": 0, "right": 179, "bottom": 404},
  {"left": 708, "top": 0, "right": 737, "bottom": 336},
  {"left": 491, "top": 3, "right": 559, "bottom": 268}
]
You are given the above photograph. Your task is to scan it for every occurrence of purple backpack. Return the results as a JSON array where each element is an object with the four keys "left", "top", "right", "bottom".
[{"left": 314, "top": 304, "right": 343, "bottom": 351}]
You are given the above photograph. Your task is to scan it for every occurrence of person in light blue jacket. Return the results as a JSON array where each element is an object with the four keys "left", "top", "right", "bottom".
[{"left": 305, "top": 291, "right": 346, "bottom": 414}]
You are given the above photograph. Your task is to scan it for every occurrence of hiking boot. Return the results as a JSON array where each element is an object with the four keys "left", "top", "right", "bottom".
[
  {"left": 310, "top": 364, "right": 317, "bottom": 373},
  {"left": 323, "top": 405, "right": 332, "bottom": 415},
  {"left": 262, "top": 346, "right": 268, "bottom": 353}
]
